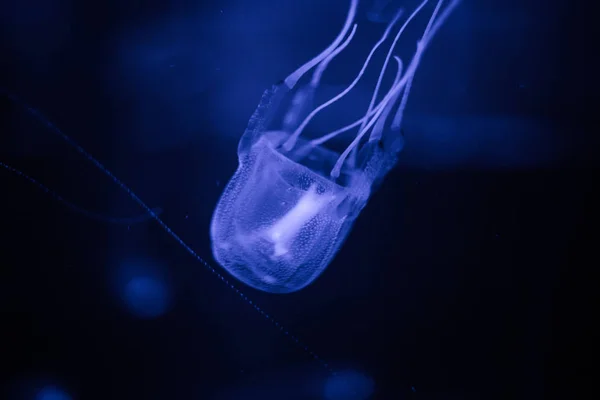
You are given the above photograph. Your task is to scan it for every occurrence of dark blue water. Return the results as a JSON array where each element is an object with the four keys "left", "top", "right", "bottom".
[{"left": 1, "top": 0, "right": 591, "bottom": 399}]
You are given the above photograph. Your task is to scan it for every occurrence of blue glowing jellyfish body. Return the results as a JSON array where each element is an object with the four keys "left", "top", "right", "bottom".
[
  {"left": 210, "top": 125, "right": 365, "bottom": 294},
  {"left": 211, "top": 0, "right": 461, "bottom": 293}
]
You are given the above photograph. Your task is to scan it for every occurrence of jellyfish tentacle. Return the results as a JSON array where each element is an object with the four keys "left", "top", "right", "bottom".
[
  {"left": 390, "top": 66, "right": 414, "bottom": 131},
  {"left": 358, "top": 0, "right": 429, "bottom": 135},
  {"left": 281, "top": 0, "right": 360, "bottom": 131},
  {"left": 421, "top": 0, "right": 462, "bottom": 49},
  {"left": 311, "top": 6, "right": 400, "bottom": 90},
  {"left": 330, "top": 81, "right": 401, "bottom": 178},
  {"left": 391, "top": 0, "right": 445, "bottom": 131},
  {"left": 386, "top": 0, "right": 463, "bottom": 134},
  {"left": 1, "top": 161, "right": 162, "bottom": 225},
  {"left": 348, "top": 0, "right": 430, "bottom": 166},
  {"left": 283, "top": 0, "right": 359, "bottom": 90},
  {"left": 310, "top": 55, "right": 404, "bottom": 147},
  {"left": 281, "top": 23, "right": 357, "bottom": 137},
  {"left": 366, "top": 0, "right": 461, "bottom": 144},
  {"left": 310, "top": 24, "right": 358, "bottom": 89},
  {"left": 282, "top": 22, "right": 358, "bottom": 132},
  {"left": 331, "top": 0, "right": 461, "bottom": 178},
  {"left": 281, "top": 24, "right": 357, "bottom": 151},
  {"left": 284, "top": 8, "right": 404, "bottom": 152},
  {"left": 310, "top": 0, "right": 429, "bottom": 149},
  {"left": 370, "top": 56, "right": 404, "bottom": 142}
]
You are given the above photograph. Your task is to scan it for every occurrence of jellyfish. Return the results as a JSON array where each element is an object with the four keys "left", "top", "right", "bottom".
[
  {"left": 210, "top": 0, "right": 461, "bottom": 293},
  {"left": 0, "top": 0, "right": 462, "bottom": 380}
]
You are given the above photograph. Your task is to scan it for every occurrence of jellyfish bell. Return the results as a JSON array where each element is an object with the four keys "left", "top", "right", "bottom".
[
  {"left": 210, "top": 115, "right": 395, "bottom": 294},
  {"left": 211, "top": 0, "right": 461, "bottom": 293},
  {"left": 210, "top": 127, "right": 372, "bottom": 293}
]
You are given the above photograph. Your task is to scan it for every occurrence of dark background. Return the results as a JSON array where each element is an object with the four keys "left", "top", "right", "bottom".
[{"left": 0, "top": 0, "right": 593, "bottom": 399}]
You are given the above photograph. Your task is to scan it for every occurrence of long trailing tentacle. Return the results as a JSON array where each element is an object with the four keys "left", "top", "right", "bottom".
[
  {"left": 369, "top": 56, "right": 404, "bottom": 142},
  {"left": 310, "top": 24, "right": 359, "bottom": 89},
  {"left": 310, "top": 55, "right": 404, "bottom": 147},
  {"left": 281, "top": 22, "right": 358, "bottom": 134},
  {"left": 388, "top": 0, "right": 462, "bottom": 133},
  {"left": 390, "top": 0, "right": 444, "bottom": 131},
  {"left": 283, "top": 0, "right": 359, "bottom": 89},
  {"left": 283, "top": 8, "right": 404, "bottom": 151},
  {"left": 331, "top": 0, "right": 462, "bottom": 179},
  {"left": 1, "top": 161, "right": 162, "bottom": 225},
  {"left": 358, "top": 0, "right": 429, "bottom": 135},
  {"left": 282, "top": 25, "right": 357, "bottom": 151},
  {"left": 347, "top": 0, "right": 429, "bottom": 166}
]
